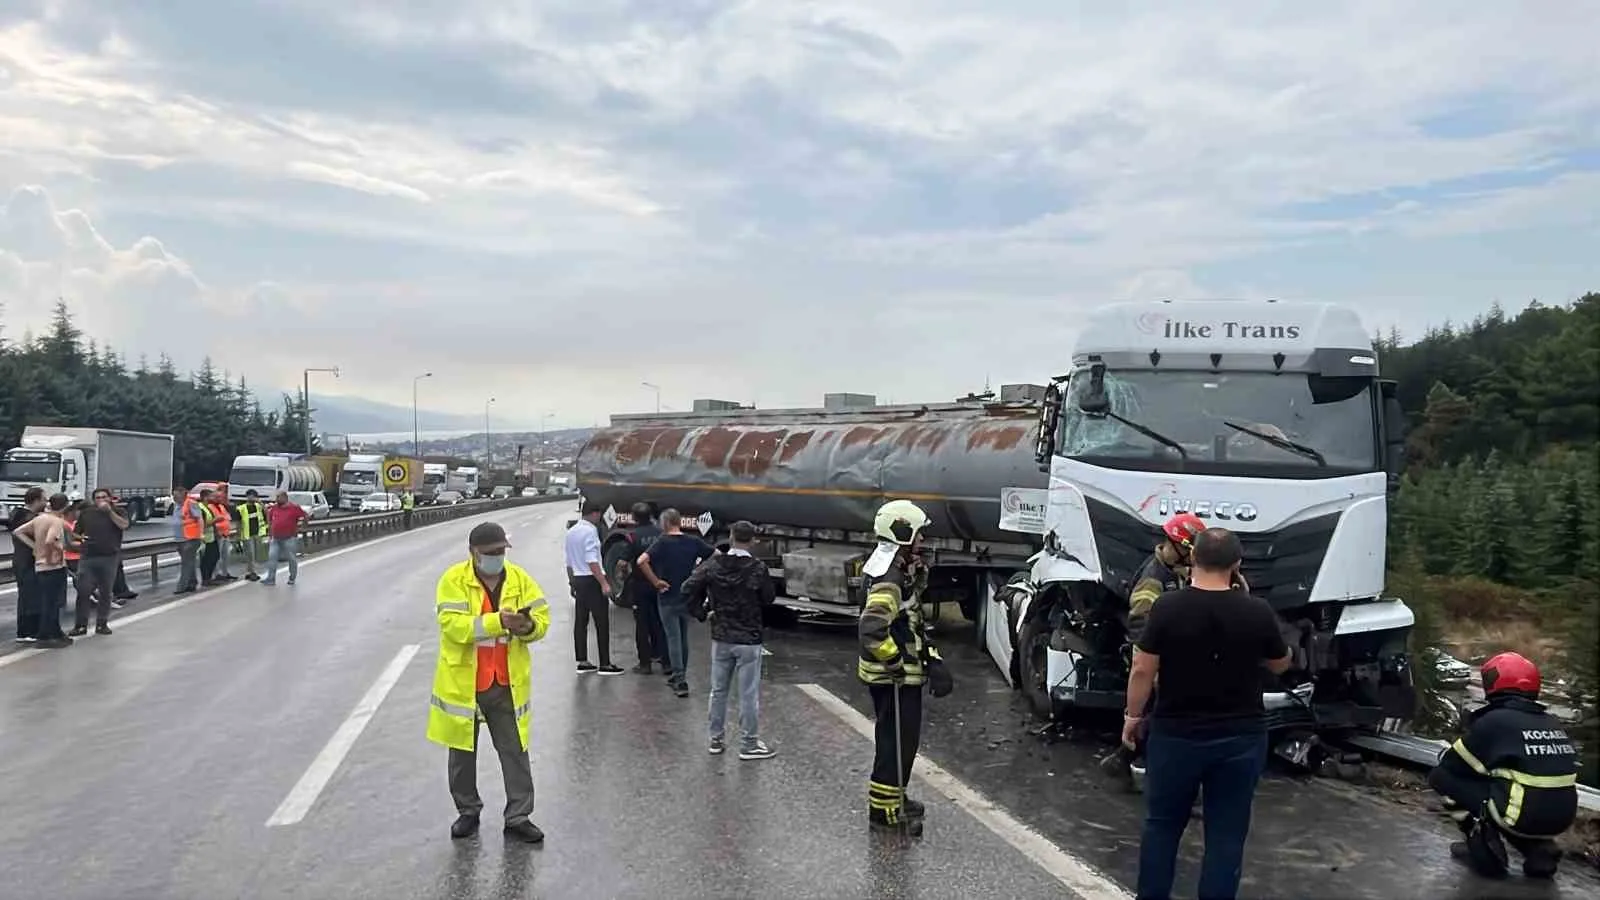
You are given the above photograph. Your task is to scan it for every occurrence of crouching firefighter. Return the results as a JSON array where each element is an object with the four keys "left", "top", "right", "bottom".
[
  {"left": 1429, "top": 651, "right": 1579, "bottom": 879},
  {"left": 857, "top": 500, "right": 954, "bottom": 836}
]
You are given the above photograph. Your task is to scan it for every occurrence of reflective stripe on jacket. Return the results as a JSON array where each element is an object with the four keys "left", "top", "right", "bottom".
[
  {"left": 198, "top": 503, "right": 217, "bottom": 544},
  {"left": 1438, "top": 694, "right": 1580, "bottom": 837},
  {"left": 857, "top": 564, "right": 939, "bottom": 686},
  {"left": 427, "top": 559, "right": 551, "bottom": 752},
  {"left": 238, "top": 502, "right": 267, "bottom": 539}
]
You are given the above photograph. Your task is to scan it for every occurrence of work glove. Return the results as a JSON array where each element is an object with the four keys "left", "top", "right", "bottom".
[{"left": 926, "top": 659, "right": 954, "bottom": 698}]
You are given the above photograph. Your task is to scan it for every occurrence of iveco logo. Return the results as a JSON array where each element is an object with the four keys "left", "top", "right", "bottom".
[{"left": 1156, "top": 498, "right": 1258, "bottom": 522}]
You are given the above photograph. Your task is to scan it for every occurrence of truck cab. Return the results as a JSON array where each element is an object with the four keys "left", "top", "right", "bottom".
[
  {"left": 0, "top": 447, "right": 82, "bottom": 517},
  {"left": 339, "top": 454, "right": 385, "bottom": 511},
  {"left": 422, "top": 463, "right": 449, "bottom": 503},
  {"left": 996, "top": 300, "right": 1414, "bottom": 756}
]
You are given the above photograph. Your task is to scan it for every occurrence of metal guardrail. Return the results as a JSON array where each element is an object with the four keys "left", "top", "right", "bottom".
[
  {"left": 1, "top": 496, "right": 574, "bottom": 588},
  {"left": 1340, "top": 731, "right": 1600, "bottom": 812}
]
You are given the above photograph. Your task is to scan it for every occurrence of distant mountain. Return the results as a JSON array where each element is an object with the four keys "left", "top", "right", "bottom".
[{"left": 301, "top": 393, "right": 526, "bottom": 435}]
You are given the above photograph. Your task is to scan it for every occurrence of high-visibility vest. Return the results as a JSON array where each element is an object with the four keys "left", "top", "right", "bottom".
[
  {"left": 180, "top": 500, "right": 204, "bottom": 541},
  {"left": 238, "top": 502, "right": 266, "bottom": 539},
  {"left": 427, "top": 560, "right": 549, "bottom": 752},
  {"left": 402, "top": 493, "right": 415, "bottom": 510},
  {"left": 209, "top": 502, "right": 233, "bottom": 538},
  {"left": 857, "top": 566, "right": 941, "bottom": 687},
  {"left": 199, "top": 503, "right": 217, "bottom": 544}
]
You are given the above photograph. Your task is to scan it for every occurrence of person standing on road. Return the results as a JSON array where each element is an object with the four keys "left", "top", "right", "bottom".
[
  {"left": 402, "top": 490, "right": 415, "bottom": 529},
  {"left": 70, "top": 488, "right": 129, "bottom": 637},
  {"left": 261, "top": 490, "right": 308, "bottom": 586},
  {"left": 12, "top": 493, "right": 74, "bottom": 648},
  {"left": 636, "top": 508, "right": 717, "bottom": 698},
  {"left": 857, "top": 500, "right": 953, "bottom": 836},
  {"left": 236, "top": 490, "right": 269, "bottom": 581},
  {"left": 196, "top": 488, "right": 223, "bottom": 585},
  {"left": 173, "top": 486, "right": 204, "bottom": 594},
  {"left": 430, "top": 522, "right": 549, "bottom": 844},
  {"left": 209, "top": 488, "right": 237, "bottom": 582},
  {"left": 623, "top": 503, "right": 668, "bottom": 674},
  {"left": 9, "top": 487, "right": 47, "bottom": 643},
  {"left": 1125, "top": 527, "right": 1291, "bottom": 900},
  {"left": 685, "top": 519, "right": 776, "bottom": 759},
  {"left": 564, "top": 498, "right": 621, "bottom": 675}
]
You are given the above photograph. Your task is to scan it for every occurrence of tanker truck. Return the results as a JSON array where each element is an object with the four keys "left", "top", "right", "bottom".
[
  {"left": 227, "top": 453, "right": 325, "bottom": 503},
  {"left": 575, "top": 299, "right": 1418, "bottom": 760}
]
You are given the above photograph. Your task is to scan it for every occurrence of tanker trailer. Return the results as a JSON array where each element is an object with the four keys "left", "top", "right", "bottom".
[{"left": 575, "top": 396, "right": 1049, "bottom": 622}]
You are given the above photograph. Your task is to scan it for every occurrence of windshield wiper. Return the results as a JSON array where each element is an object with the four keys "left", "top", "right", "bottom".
[
  {"left": 1105, "top": 412, "right": 1188, "bottom": 460},
  {"left": 1223, "top": 421, "right": 1326, "bottom": 466}
]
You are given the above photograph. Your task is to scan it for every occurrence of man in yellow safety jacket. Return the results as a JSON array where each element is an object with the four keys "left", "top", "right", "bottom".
[
  {"left": 857, "top": 499, "right": 954, "bottom": 837},
  {"left": 237, "top": 490, "right": 269, "bottom": 581},
  {"left": 428, "top": 521, "right": 550, "bottom": 843}
]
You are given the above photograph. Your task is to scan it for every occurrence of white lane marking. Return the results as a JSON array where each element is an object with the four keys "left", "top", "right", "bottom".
[
  {"left": 761, "top": 646, "right": 772, "bottom": 657},
  {"left": 795, "top": 683, "right": 1131, "bottom": 900},
  {"left": 0, "top": 505, "right": 551, "bottom": 670},
  {"left": 267, "top": 643, "right": 421, "bottom": 827}
]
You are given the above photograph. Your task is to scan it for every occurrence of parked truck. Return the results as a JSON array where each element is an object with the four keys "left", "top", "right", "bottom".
[
  {"left": 576, "top": 299, "right": 1416, "bottom": 763},
  {"left": 422, "top": 463, "right": 450, "bottom": 502},
  {"left": 0, "top": 426, "right": 175, "bottom": 524},
  {"left": 227, "top": 453, "right": 325, "bottom": 503},
  {"left": 338, "top": 453, "right": 385, "bottom": 511},
  {"left": 453, "top": 466, "right": 481, "bottom": 498}
]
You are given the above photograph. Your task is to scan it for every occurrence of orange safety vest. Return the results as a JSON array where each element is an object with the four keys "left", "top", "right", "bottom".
[
  {"left": 475, "top": 586, "right": 510, "bottom": 691},
  {"left": 181, "top": 500, "right": 204, "bottom": 540},
  {"left": 209, "top": 502, "right": 233, "bottom": 537}
]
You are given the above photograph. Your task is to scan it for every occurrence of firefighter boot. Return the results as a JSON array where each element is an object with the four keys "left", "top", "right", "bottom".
[
  {"left": 868, "top": 781, "right": 924, "bottom": 836},
  {"left": 1518, "top": 839, "right": 1562, "bottom": 879},
  {"left": 1449, "top": 818, "right": 1509, "bottom": 878}
]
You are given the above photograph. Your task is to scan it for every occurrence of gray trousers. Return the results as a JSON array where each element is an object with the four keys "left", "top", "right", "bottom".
[
  {"left": 74, "top": 555, "right": 120, "bottom": 629},
  {"left": 177, "top": 539, "right": 201, "bottom": 591},
  {"left": 447, "top": 681, "right": 535, "bottom": 825}
]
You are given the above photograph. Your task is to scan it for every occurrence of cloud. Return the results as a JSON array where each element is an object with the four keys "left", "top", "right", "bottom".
[{"left": 0, "top": 1, "right": 1597, "bottom": 427}]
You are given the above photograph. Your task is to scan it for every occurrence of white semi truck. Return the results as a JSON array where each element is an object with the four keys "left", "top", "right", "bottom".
[
  {"left": 338, "top": 453, "right": 386, "bottom": 511},
  {"left": 0, "top": 426, "right": 175, "bottom": 523},
  {"left": 227, "top": 454, "right": 325, "bottom": 503},
  {"left": 422, "top": 463, "right": 449, "bottom": 501},
  {"left": 578, "top": 299, "right": 1415, "bottom": 757},
  {"left": 453, "top": 466, "right": 481, "bottom": 498}
]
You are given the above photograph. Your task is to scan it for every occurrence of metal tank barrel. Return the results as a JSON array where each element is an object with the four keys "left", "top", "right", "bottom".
[{"left": 576, "top": 403, "right": 1046, "bottom": 544}]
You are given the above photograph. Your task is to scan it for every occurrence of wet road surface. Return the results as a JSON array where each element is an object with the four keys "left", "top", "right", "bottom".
[{"left": 2, "top": 507, "right": 1595, "bottom": 899}]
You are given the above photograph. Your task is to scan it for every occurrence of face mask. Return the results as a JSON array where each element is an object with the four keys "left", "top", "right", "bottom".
[{"left": 476, "top": 553, "right": 505, "bottom": 575}]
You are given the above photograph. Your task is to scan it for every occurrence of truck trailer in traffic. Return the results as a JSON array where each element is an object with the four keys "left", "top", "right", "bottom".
[
  {"left": 0, "top": 426, "right": 175, "bottom": 523},
  {"left": 422, "top": 463, "right": 449, "bottom": 501},
  {"left": 227, "top": 454, "right": 325, "bottom": 503},
  {"left": 576, "top": 299, "right": 1416, "bottom": 758}
]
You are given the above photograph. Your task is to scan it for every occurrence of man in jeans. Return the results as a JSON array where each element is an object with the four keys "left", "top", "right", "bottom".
[
  {"left": 172, "top": 487, "right": 204, "bottom": 594},
  {"left": 70, "top": 487, "right": 129, "bottom": 636},
  {"left": 261, "top": 490, "right": 308, "bottom": 586},
  {"left": 12, "top": 493, "right": 74, "bottom": 648},
  {"left": 1124, "top": 528, "right": 1291, "bottom": 900},
  {"left": 636, "top": 508, "right": 716, "bottom": 698},
  {"left": 685, "top": 520, "right": 776, "bottom": 760}
]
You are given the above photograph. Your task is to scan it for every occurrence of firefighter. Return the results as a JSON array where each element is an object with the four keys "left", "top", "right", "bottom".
[
  {"left": 857, "top": 499, "right": 954, "bottom": 836},
  {"left": 1428, "top": 651, "right": 1579, "bottom": 879}
]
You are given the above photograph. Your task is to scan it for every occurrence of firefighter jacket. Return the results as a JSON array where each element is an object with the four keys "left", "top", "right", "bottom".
[
  {"left": 1436, "top": 693, "right": 1579, "bottom": 838},
  {"left": 427, "top": 559, "right": 550, "bottom": 752},
  {"left": 1126, "top": 549, "right": 1187, "bottom": 644},
  {"left": 857, "top": 561, "right": 940, "bottom": 686}
]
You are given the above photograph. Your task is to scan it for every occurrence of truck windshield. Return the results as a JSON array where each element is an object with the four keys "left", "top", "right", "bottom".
[
  {"left": 423, "top": 474, "right": 445, "bottom": 485},
  {"left": 229, "top": 467, "right": 279, "bottom": 487},
  {"left": 0, "top": 459, "right": 61, "bottom": 483},
  {"left": 342, "top": 470, "right": 378, "bottom": 486},
  {"left": 1059, "top": 369, "right": 1378, "bottom": 475}
]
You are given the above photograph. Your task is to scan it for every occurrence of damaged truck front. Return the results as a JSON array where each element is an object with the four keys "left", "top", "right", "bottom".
[{"left": 991, "top": 299, "right": 1417, "bottom": 767}]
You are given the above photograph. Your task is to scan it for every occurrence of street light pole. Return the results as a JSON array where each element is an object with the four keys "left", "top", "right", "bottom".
[
  {"left": 641, "top": 381, "right": 661, "bottom": 413},
  {"left": 303, "top": 366, "right": 340, "bottom": 455},
  {"left": 412, "top": 372, "right": 433, "bottom": 457},
  {"left": 484, "top": 397, "right": 496, "bottom": 470},
  {"left": 539, "top": 412, "right": 555, "bottom": 459}
]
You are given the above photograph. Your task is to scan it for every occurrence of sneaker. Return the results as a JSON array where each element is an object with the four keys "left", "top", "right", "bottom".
[
  {"left": 504, "top": 821, "right": 545, "bottom": 844},
  {"left": 245, "top": 573, "right": 260, "bottom": 582},
  {"left": 597, "top": 665, "right": 624, "bottom": 676},
  {"left": 672, "top": 682, "right": 690, "bottom": 698},
  {"left": 14, "top": 636, "right": 37, "bottom": 644},
  {"left": 576, "top": 662, "right": 598, "bottom": 674},
  {"left": 259, "top": 580, "right": 274, "bottom": 586},
  {"left": 95, "top": 624, "right": 113, "bottom": 636},
  {"left": 632, "top": 662, "right": 654, "bottom": 675},
  {"left": 110, "top": 598, "right": 127, "bottom": 610},
  {"left": 709, "top": 736, "right": 726, "bottom": 755},
  {"left": 68, "top": 626, "right": 87, "bottom": 638},
  {"left": 739, "top": 740, "right": 776, "bottom": 761},
  {"left": 286, "top": 578, "right": 296, "bottom": 585},
  {"left": 116, "top": 591, "right": 138, "bottom": 600}
]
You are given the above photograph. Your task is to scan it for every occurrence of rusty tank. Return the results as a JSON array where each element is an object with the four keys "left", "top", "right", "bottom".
[{"left": 576, "top": 400, "right": 1047, "bottom": 545}]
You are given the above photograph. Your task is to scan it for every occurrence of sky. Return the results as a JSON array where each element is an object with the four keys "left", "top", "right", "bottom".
[{"left": 1, "top": 1, "right": 1597, "bottom": 427}]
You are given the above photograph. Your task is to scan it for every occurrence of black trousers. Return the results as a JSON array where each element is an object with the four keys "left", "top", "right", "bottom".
[
  {"left": 74, "top": 555, "right": 119, "bottom": 629},
  {"left": 868, "top": 683, "right": 924, "bottom": 790},
  {"left": 632, "top": 587, "right": 667, "bottom": 666},
  {"left": 570, "top": 575, "right": 611, "bottom": 666},
  {"left": 36, "top": 569, "right": 69, "bottom": 641},
  {"left": 1429, "top": 765, "right": 1563, "bottom": 868},
  {"left": 13, "top": 564, "right": 39, "bottom": 639},
  {"left": 200, "top": 541, "right": 220, "bottom": 583}
]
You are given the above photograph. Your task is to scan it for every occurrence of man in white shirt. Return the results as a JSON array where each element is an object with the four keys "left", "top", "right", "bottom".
[{"left": 565, "top": 499, "right": 621, "bottom": 675}]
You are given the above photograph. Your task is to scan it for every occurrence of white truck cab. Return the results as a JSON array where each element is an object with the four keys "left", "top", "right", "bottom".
[
  {"left": 996, "top": 300, "right": 1414, "bottom": 757},
  {"left": 338, "top": 454, "right": 385, "bottom": 511}
]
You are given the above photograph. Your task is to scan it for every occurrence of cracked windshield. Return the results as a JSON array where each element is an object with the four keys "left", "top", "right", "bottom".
[{"left": 0, "top": 2, "right": 1595, "bottom": 899}]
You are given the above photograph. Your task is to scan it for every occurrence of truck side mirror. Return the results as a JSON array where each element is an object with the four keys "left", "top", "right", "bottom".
[
  {"left": 1380, "top": 379, "right": 1406, "bottom": 494},
  {"left": 1079, "top": 362, "right": 1110, "bottom": 416},
  {"left": 1034, "top": 382, "right": 1061, "bottom": 468}
]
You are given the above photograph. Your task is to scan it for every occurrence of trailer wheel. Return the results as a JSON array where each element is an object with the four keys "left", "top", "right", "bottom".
[{"left": 1018, "top": 615, "right": 1053, "bottom": 720}]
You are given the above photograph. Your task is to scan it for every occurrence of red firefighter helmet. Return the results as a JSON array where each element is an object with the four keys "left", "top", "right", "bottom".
[
  {"left": 1481, "top": 651, "right": 1541, "bottom": 697},
  {"left": 1162, "top": 513, "right": 1206, "bottom": 550}
]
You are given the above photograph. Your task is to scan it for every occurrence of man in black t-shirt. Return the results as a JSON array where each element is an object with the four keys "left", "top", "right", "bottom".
[
  {"left": 637, "top": 508, "right": 717, "bottom": 697},
  {"left": 71, "top": 487, "right": 130, "bottom": 636},
  {"left": 1125, "top": 527, "right": 1291, "bottom": 900}
]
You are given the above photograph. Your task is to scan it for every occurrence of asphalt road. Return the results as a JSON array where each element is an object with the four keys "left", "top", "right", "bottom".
[{"left": 2, "top": 508, "right": 1595, "bottom": 899}]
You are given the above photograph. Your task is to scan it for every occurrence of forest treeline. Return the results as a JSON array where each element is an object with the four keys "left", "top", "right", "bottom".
[
  {"left": 0, "top": 301, "right": 314, "bottom": 482},
  {"left": 1378, "top": 293, "right": 1600, "bottom": 705}
]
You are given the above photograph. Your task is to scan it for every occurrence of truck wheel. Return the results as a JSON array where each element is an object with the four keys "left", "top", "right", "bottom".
[{"left": 1018, "top": 615, "right": 1053, "bottom": 720}]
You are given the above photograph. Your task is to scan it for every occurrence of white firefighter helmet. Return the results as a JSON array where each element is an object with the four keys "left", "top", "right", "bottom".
[{"left": 863, "top": 500, "right": 931, "bottom": 578}]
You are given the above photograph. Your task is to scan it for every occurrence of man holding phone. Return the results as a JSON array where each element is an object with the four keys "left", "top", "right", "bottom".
[
  {"left": 428, "top": 522, "right": 551, "bottom": 844},
  {"left": 70, "top": 487, "right": 130, "bottom": 636}
]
